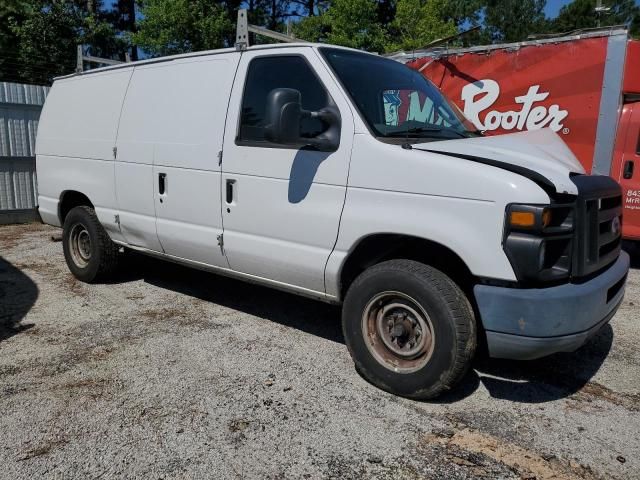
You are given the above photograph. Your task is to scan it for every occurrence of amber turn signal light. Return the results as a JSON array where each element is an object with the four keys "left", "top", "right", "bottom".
[
  {"left": 510, "top": 211, "right": 536, "bottom": 227},
  {"left": 510, "top": 208, "right": 552, "bottom": 229}
]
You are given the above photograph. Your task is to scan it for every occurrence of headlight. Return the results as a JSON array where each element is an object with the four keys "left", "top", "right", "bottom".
[{"left": 503, "top": 203, "right": 575, "bottom": 283}]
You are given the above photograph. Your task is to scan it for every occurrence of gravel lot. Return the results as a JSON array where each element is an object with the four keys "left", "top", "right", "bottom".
[{"left": 0, "top": 222, "right": 639, "bottom": 479}]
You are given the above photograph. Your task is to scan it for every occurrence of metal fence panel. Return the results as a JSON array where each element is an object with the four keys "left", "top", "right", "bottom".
[
  {"left": 0, "top": 157, "right": 37, "bottom": 210},
  {"left": 0, "top": 82, "right": 49, "bottom": 106},
  {"left": 0, "top": 105, "right": 42, "bottom": 157},
  {"left": 0, "top": 81, "right": 49, "bottom": 218}
]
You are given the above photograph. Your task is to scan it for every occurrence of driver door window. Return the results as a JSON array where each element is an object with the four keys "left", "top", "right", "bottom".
[{"left": 238, "top": 56, "right": 332, "bottom": 144}]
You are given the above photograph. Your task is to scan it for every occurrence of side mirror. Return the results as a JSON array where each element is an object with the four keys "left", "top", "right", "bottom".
[
  {"left": 265, "top": 88, "right": 304, "bottom": 145},
  {"left": 265, "top": 88, "right": 340, "bottom": 152}
]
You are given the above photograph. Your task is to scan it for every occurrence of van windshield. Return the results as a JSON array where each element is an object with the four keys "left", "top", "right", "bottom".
[{"left": 320, "top": 48, "right": 480, "bottom": 141}]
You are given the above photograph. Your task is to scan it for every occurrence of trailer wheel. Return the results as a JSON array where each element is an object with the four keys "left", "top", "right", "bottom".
[
  {"left": 342, "top": 260, "right": 476, "bottom": 399},
  {"left": 62, "top": 206, "right": 119, "bottom": 282}
]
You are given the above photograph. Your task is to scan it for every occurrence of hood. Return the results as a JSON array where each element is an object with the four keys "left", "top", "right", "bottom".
[{"left": 416, "top": 129, "right": 584, "bottom": 196}]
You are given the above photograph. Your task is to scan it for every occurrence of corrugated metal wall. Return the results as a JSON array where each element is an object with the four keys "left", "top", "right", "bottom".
[{"left": 0, "top": 81, "right": 49, "bottom": 216}]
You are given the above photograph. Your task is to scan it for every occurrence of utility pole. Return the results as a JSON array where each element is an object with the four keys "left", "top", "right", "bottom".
[{"left": 595, "top": 0, "right": 611, "bottom": 28}]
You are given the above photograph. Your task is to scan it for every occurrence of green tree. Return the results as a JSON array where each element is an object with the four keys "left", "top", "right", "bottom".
[
  {"left": 111, "top": 0, "right": 138, "bottom": 60},
  {"left": 4, "top": 0, "right": 130, "bottom": 84},
  {"left": 483, "top": 0, "right": 549, "bottom": 42},
  {"left": 389, "top": 0, "right": 457, "bottom": 51},
  {"left": 0, "top": 0, "right": 32, "bottom": 83},
  {"left": 551, "top": 0, "right": 640, "bottom": 37},
  {"left": 441, "top": 0, "right": 483, "bottom": 28},
  {"left": 294, "top": 0, "right": 387, "bottom": 52},
  {"left": 133, "top": 0, "right": 233, "bottom": 56},
  {"left": 8, "top": 1, "right": 82, "bottom": 84},
  {"left": 377, "top": 0, "right": 397, "bottom": 26},
  {"left": 292, "top": 13, "right": 330, "bottom": 41},
  {"left": 327, "top": 0, "right": 387, "bottom": 50}
]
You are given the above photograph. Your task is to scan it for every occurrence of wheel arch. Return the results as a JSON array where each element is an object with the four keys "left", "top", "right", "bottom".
[
  {"left": 58, "top": 190, "right": 94, "bottom": 224},
  {"left": 336, "top": 233, "right": 476, "bottom": 301}
]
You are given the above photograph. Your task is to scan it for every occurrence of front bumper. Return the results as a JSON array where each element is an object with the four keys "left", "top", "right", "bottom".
[{"left": 474, "top": 251, "right": 629, "bottom": 360}]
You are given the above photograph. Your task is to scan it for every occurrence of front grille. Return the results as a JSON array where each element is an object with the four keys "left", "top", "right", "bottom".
[{"left": 571, "top": 175, "right": 622, "bottom": 278}]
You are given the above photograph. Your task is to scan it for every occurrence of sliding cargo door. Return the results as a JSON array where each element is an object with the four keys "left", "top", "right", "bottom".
[{"left": 116, "top": 53, "right": 241, "bottom": 266}]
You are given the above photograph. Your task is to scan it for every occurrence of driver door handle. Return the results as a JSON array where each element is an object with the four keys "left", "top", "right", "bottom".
[
  {"left": 623, "top": 160, "right": 634, "bottom": 179},
  {"left": 158, "top": 173, "right": 166, "bottom": 194},
  {"left": 226, "top": 179, "right": 235, "bottom": 204},
  {"left": 158, "top": 173, "right": 167, "bottom": 203}
]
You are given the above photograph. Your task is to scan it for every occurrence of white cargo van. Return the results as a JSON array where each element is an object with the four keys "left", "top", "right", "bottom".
[{"left": 36, "top": 43, "right": 629, "bottom": 399}]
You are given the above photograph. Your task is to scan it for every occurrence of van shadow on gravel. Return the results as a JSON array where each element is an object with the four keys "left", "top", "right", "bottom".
[
  {"left": 113, "top": 253, "right": 613, "bottom": 404},
  {"left": 0, "top": 257, "right": 38, "bottom": 342},
  {"left": 469, "top": 325, "right": 613, "bottom": 403},
  {"left": 111, "top": 252, "right": 344, "bottom": 345}
]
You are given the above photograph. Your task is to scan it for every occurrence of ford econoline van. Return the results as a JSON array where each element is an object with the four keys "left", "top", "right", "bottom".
[{"left": 36, "top": 43, "right": 629, "bottom": 399}]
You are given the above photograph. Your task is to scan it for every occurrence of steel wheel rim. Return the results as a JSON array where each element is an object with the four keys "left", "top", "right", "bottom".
[
  {"left": 69, "top": 223, "right": 92, "bottom": 268},
  {"left": 361, "top": 291, "right": 435, "bottom": 373}
]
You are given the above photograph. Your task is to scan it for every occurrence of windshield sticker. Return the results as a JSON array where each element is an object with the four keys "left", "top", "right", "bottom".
[{"left": 383, "top": 89, "right": 450, "bottom": 127}]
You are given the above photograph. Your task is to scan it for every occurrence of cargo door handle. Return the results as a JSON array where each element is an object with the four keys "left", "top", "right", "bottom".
[
  {"left": 623, "top": 160, "right": 634, "bottom": 179},
  {"left": 158, "top": 173, "right": 167, "bottom": 195},
  {"left": 226, "top": 179, "right": 235, "bottom": 204}
]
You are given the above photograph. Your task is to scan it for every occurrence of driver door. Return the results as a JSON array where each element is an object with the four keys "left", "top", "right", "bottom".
[{"left": 220, "top": 49, "right": 354, "bottom": 294}]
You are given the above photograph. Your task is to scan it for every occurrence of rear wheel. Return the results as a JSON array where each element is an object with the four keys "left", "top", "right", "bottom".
[
  {"left": 62, "top": 206, "right": 119, "bottom": 282},
  {"left": 342, "top": 260, "right": 476, "bottom": 399}
]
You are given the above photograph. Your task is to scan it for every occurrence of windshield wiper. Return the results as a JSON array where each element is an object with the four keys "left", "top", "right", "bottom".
[
  {"left": 383, "top": 127, "right": 443, "bottom": 137},
  {"left": 384, "top": 127, "right": 473, "bottom": 139}
]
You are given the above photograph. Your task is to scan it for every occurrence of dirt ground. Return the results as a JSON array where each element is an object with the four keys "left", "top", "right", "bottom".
[{"left": 0, "top": 223, "right": 638, "bottom": 480}]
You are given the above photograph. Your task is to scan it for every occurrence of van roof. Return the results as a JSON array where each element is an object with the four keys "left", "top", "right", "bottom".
[{"left": 55, "top": 42, "right": 377, "bottom": 81}]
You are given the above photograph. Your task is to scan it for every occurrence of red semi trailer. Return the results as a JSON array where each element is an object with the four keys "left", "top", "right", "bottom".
[{"left": 392, "top": 28, "right": 640, "bottom": 241}]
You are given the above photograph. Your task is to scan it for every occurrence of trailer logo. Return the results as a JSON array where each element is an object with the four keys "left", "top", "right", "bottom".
[{"left": 461, "top": 79, "right": 569, "bottom": 133}]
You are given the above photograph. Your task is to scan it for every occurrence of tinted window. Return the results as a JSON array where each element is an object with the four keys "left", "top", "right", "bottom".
[
  {"left": 320, "top": 48, "right": 479, "bottom": 141},
  {"left": 238, "top": 56, "right": 330, "bottom": 143}
]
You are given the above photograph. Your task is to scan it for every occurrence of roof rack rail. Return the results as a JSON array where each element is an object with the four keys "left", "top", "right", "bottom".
[
  {"left": 76, "top": 45, "right": 130, "bottom": 73},
  {"left": 235, "top": 9, "right": 306, "bottom": 50}
]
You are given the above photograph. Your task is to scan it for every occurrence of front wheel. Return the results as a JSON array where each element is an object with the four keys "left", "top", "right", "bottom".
[
  {"left": 342, "top": 260, "right": 476, "bottom": 399},
  {"left": 62, "top": 206, "right": 120, "bottom": 282}
]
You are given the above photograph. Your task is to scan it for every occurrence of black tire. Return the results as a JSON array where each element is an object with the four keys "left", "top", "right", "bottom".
[
  {"left": 342, "top": 260, "right": 476, "bottom": 400},
  {"left": 62, "top": 206, "right": 119, "bottom": 282}
]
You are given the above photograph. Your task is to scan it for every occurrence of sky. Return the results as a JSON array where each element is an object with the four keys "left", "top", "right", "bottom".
[
  {"left": 544, "top": 0, "right": 571, "bottom": 18},
  {"left": 545, "top": 0, "right": 640, "bottom": 17},
  {"left": 544, "top": 0, "right": 574, "bottom": 17}
]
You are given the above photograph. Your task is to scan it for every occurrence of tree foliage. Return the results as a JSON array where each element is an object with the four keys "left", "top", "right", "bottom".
[
  {"left": 3, "top": 0, "right": 640, "bottom": 85},
  {"left": 551, "top": 0, "right": 640, "bottom": 37},
  {"left": 389, "top": 0, "right": 456, "bottom": 51},
  {"left": 294, "top": 0, "right": 387, "bottom": 51},
  {"left": 133, "top": 0, "right": 232, "bottom": 56},
  {"left": 483, "top": 0, "right": 548, "bottom": 42},
  {"left": 2, "top": 0, "right": 133, "bottom": 84},
  {"left": 8, "top": 1, "right": 81, "bottom": 84},
  {"left": 0, "top": 0, "right": 32, "bottom": 82}
]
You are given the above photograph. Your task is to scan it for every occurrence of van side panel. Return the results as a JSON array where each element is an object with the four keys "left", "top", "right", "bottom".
[
  {"left": 115, "top": 54, "right": 240, "bottom": 264},
  {"left": 36, "top": 69, "right": 133, "bottom": 236},
  {"left": 324, "top": 134, "right": 550, "bottom": 297}
]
